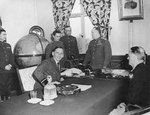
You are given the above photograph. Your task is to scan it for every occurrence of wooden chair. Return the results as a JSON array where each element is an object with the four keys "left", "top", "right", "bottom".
[{"left": 16, "top": 66, "right": 37, "bottom": 93}]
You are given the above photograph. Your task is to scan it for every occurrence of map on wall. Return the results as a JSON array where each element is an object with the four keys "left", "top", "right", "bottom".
[{"left": 17, "top": 66, "right": 37, "bottom": 92}]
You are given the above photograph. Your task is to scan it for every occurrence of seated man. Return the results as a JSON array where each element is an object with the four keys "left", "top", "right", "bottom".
[
  {"left": 126, "top": 46, "right": 148, "bottom": 107},
  {"left": 33, "top": 46, "right": 82, "bottom": 89}
]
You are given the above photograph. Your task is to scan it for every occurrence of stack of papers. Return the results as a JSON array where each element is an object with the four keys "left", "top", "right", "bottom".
[
  {"left": 71, "top": 84, "right": 92, "bottom": 91},
  {"left": 142, "top": 112, "right": 150, "bottom": 115}
]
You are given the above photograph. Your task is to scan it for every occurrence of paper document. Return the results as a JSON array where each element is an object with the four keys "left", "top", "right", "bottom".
[
  {"left": 71, "top": 84, "right": 92, "bottom": 91},
  {"left": 142, "top": 112, "right": 150, "bottom": 115}
]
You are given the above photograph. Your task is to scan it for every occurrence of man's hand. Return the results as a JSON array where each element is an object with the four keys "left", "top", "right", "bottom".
[
  {"left": 5, "top": 64, "right": 12, "bottom": 71},
  {"left": 61, "top": 69, "right": 73, "bottom": 77}
]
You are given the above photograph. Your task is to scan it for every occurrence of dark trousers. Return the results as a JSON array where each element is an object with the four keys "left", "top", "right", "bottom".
[{"left": 0, "top": 73, "right": 13, "bottom": 96}]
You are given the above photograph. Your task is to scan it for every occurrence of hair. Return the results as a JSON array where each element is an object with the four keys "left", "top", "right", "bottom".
[
  {"left": 64, "top": 25, "right": 71, "bottom": 30},
  {"left": 130, "top": 46, "right": 146, "bottom": 62},
  {"left": 0, "top": 29, "right": 6, "bottom": 34},
  {"left": 51, "top": 46, "right": 64, "bottom": 53},
  {"left": 52, "top": 30, "right": 61, "bottom": 36},
  {"left": 50, "top": 46, "right": 64, "bottom": 57},
  {"left": 93, "top": 27, "right": 101, "bottom": 36},
  {"left": 51, "top": 30, "right": 61, "bottom": 41}
]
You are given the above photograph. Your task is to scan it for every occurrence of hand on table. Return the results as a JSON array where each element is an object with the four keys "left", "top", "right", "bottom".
[{"left": 5, "top": 64, "right": 12, "bottom": 71}]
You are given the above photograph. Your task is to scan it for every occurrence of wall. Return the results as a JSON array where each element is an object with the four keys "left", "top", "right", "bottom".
[
  {"left": 0, "top": 0, "right": 150, "bottom": 55},
  {"left": 0, "top": 0, "right": 55, "bottom": 50},
  {"left": 110, "top": 0, "right": 150, "bottom": 55}
]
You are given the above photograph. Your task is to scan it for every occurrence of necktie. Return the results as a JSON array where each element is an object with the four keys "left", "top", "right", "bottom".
[{"left": 57, "top": 62, "right": 60, "bottom": 70}]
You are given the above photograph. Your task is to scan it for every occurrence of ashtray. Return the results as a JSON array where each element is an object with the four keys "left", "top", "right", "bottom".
[
  {"left": 39, "top": 100, "right": 54, "bottom": 106},
  {"left": 27, "top": 98, "right": 42, "bottom": 104},
  {"left": 57, "top": 85, "right": 81, "bottom": 96}
]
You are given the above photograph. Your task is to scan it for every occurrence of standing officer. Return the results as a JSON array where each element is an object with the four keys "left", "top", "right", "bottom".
[
  {"left": 0, "top": 29, "right": 15, "bottom": 102},
  {"left": 60, "top": 26, "right": 79, "bottom": 60},
  {"left": 83, "top": 27, "right": 112, "bottom": 71}
]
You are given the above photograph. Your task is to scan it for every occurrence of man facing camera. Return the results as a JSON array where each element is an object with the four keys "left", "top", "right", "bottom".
[
  {"left": 33, "top": 46, "right": 82, "bottom": 90},
  {"left": 83, "top": 27, "right": 112, "bottom": 71},
  {"left": 60, "top": 26, "right": 79, "bottom": 60},
  {"left": 0, "top": 29, "right": 15, "bottom": 102},
  {"left": 33, "top": 46, "right": 64, "bottom": 89},
  {"left": 45, "top": 30, "right": 64, "bottom": 59}
]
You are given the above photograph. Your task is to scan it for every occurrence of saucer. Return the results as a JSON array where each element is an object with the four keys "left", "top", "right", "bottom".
[
  {"left": 39, "top": 100, "right": 54, "bottom": 106},
  {"left": 27, "top": 98, "right": 42, "bottom": 104},
  {"left": 49, "top": 95, "right": 58, "bottom": 99}
]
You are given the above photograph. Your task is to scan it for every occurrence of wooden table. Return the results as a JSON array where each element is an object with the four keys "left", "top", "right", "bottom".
[{"left": 0, "top": 77, "right": 128, "bottom": 115}]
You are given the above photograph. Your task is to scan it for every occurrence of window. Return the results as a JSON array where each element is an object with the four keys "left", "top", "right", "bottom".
[
  {"left": 70, "top": 0, "right": 93, "bottom": 40},
  {"left": 70, "top": 0, "right": 93, "bottom": 53}
]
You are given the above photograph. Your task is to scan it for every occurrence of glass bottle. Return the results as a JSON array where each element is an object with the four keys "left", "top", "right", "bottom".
[{"left": 43, "top": 75, "right": 57, "bottom": 100}]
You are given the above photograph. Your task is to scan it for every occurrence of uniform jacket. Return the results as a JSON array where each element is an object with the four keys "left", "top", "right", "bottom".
[
  {"left": 0, "top": 41, "right": 15, "bottom": 73},
  {"left": 83, "top": 38, "right": 112, "bottom": 70},
  {"left": 127, "top": 63, "right": 148, "bottom": 106},
  {"left": 33, "top": 58, "right": 61, "bottom": 89},
  {"left": 60, "top": 35, "right": 79, "bottom": 59}
]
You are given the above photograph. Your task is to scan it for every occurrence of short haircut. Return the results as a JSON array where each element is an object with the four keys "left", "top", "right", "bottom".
[
  {"left": 51, "top": 46, "right": 64, "bottom": 53},
  {"left": 52, "top": 30, "right": 61, "bottom": 36},
  {"left": 50, "top": 46, "right": 64, "bottom": 57},
  {"left": 130, "top": 46, "right": 146, "bottom": 61},
  {"left": 0, "top": 29, "right": 6, "bottom": 34},
  {"left": 64, "top": 25, "right": 70, "bottom": 29},
  {"left": 51, "top": 30, "right": 61, "bottom": 41}
]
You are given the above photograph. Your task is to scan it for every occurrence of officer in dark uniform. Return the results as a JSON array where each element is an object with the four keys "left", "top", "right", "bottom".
[
  {"left": 60, "top": 26, "right": 79, "bottom": 60},
  {"left": 33, "top": 46, "right": 74, "bottom": 89},
  {"left": 0, "top": 29, "right": 15, "bottom": 102}
]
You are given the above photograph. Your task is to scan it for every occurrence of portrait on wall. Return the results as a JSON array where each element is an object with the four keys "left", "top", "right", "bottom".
[{"left": 118, "top": 0, "right": 144, "bottom": 21}]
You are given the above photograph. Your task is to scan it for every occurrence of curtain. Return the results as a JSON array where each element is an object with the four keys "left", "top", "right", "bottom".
[
  {"left": 81, "top": 0, "right": 112, "bottom": 39},
  {"left": 51, "top": 0, "right": 76, "bottom": 33}
]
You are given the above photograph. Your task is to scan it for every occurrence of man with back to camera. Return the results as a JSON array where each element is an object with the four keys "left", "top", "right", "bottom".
[
  {"left": 60, "top": 26, "right": 79, "bottom": 60},
  {"left": 0, "top": 29, "right": 15, "bottom": 102}
]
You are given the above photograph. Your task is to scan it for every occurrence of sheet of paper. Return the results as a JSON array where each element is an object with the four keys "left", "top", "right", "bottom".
[
  {"left": 142, "top": 112, "right": 150, "bottom": 115},
  {"left": 71, "top": 84, "right": 92, "bottom": 91}
]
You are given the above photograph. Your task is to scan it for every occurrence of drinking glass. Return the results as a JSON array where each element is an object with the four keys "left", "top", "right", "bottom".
[{"left": 29, "top": 90, "right": 37, "bottom": 99}]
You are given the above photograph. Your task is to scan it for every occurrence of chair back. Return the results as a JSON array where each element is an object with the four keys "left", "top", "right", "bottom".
[{"left": 16, "top": 66, "right": 37, "bottom": 92}]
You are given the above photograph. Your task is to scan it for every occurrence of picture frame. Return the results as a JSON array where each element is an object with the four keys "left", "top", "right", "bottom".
[{"left": 118, "top": 0, "right": 144, "bottom": 21}]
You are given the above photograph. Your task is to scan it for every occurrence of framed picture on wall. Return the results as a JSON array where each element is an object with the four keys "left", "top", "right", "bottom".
[{"left": 118, "top": 0, "right": 144, "bottom": 21}]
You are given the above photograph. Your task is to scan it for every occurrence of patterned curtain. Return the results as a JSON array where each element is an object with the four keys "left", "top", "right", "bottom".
[
  {"left": 51, "top": 0, "right": 76, "bottom": 33},
  {"left": 81, "top": 0, "right": 112, "bottom": 39}
]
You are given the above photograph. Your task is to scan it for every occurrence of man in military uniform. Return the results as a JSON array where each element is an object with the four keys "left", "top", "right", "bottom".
[
  {"left": 0, "top": 29, "right": 15, "bottom": 102},
  {"left": 33, "top": 46, "right": 75, "bottom": 89},
  {"left": 83, "top": 27, "right": 112, "bottom": 71},
  {"left": 45, "top": 30, "right": 64, "bottom": 59},
  {"left": 60, "top": 26, "right": 79, "bottom": 60}
]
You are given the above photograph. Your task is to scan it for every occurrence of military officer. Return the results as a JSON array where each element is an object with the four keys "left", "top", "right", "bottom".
[
  {"left": 0, "top": 29, "right": 15, "bottom": 102},
  {"left": 83, "top": 27, "right": 112, "bottom": 71},
  {"left": 60, "top": 26, "right": 79, "bottom": 60},
  {"left": 33, "top": 46, "right": 76, "bottom": 89}
]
